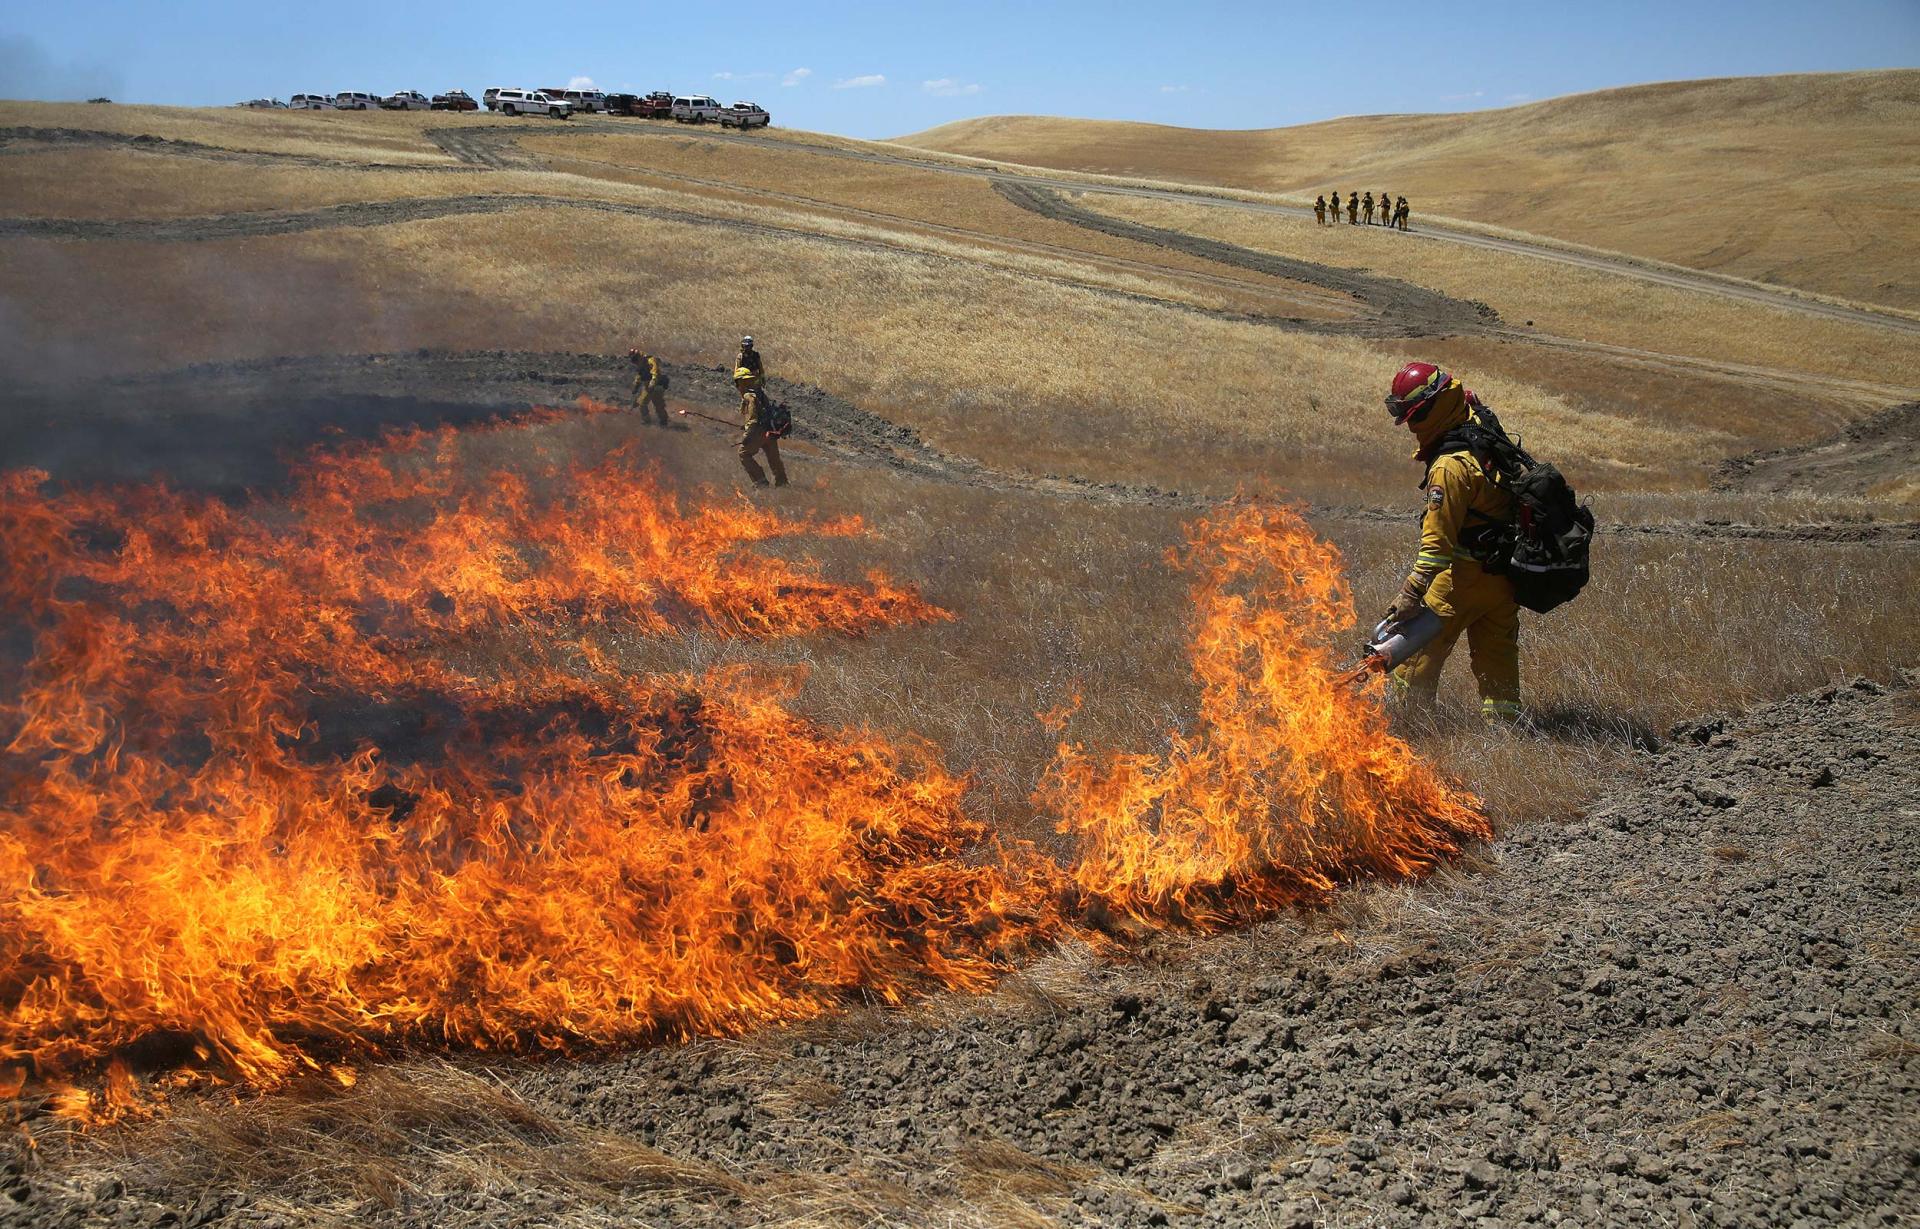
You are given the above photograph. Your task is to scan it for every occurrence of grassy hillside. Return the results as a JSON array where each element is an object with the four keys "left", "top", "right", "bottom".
[{"left": 896, "top": 71, "right": 1920, "bottom": 309}]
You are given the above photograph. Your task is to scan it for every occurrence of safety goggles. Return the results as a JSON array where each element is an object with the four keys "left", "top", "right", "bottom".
[{"left": 1384, "top": 390, "right": 1440, "bottom": 426}]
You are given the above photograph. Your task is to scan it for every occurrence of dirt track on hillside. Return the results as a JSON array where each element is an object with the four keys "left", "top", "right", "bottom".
[
  {"left": 0, "top": 125, "right": 476, "bottom": 172},
  {"left": 6, "top": 349, "right": 1915, "bottom": 545},
  {"left": 7, "top": 675, "right": 1914, "bottom": 1228},
  {"left": 992, "top": 182, "right": 1502, "bottom": 337}
]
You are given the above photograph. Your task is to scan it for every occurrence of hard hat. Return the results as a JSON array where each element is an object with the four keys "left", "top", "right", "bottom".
[
  {"left": 733, "top": 366, "right": 757, "bottom": 383},
  {"left": 1385, "top": 361, "right": 1451, "bottom": 425},
  {"left": 741, "top": 336, "right": 754, "bottom": 347}
]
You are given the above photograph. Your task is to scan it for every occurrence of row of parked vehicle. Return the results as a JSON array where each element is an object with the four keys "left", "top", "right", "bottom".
[
  {"left": 245, "top": 91, "right": 479, "bottom": 111},
  {"left": 238, "top": 88, "right": 770, "bottom": 127},
  {"left": 484, "top": 87, "right": 768, "bottom": 127}
]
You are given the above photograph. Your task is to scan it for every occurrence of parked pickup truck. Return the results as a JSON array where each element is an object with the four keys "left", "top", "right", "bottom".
[
  {"left": 491, "top": 89, "right": 572, "bottom": 118},
  {"left": 381, "top": 90, "right": 431, "bottom": 111},
  {"left": 542, "top": 88, "right": 607, "bottom": 114},
  {"left": 720, "top": 101, "right": 770, "bottom": 129},
  {"left": 431, "top": 90, "right": 478, "bottom": 112},
  {"left": 671, "top": 94, "right": 722, "bottom": 123},
  {"left": 635, "top": 91, "right": 675, "bottom": 118},
  {"left": 290, "top": 93, "right": 335, "bottom": 110}
]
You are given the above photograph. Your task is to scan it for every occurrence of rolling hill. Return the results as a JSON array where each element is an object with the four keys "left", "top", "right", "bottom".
[{"left": 896, "top": 71, "right": 1920, "bottom": 309}]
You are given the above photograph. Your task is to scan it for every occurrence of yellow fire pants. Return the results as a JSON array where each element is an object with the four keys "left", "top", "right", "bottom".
[{"left": 1392, "top": 559, "right": 1522, "bottom": 721}]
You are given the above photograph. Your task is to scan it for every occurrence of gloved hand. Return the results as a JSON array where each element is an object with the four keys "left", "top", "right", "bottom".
[{"left": 1384, "top": 584, "right": 1428, "bottom": 626}]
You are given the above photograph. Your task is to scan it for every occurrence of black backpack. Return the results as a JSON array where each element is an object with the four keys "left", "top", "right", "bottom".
[
  {"left": 1431, "top": 406, "right": 1595, "bottom": 614},
  {"left": 749, "top": 389, "right": 792, "bottom": 439}
]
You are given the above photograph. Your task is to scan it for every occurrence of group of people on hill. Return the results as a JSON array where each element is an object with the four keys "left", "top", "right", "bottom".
[{"left": 1315, "top": 190, "right": 1409, "bottom": 230}]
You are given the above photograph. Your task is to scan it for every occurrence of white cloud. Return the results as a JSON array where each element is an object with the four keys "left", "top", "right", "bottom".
[
  {"left": 923, "top": 78, "right": 982, "bottom": 97},
  {"left": 1440, "top": 89, "right": 1485, "bottom": 103},
  {"left": 1158, "top": 84, "right": 1190, "bottom": 94},
  {"left": 782, "top": 67, "right": 812, "bottom": 87},
  {"left": 568, "top": 75, "right": 596, "bottom": 90},
  {"left": 714, "top": 70, "right": 771, "bottom": 81},
  {"left": 833, "top": 74, "right": 886, "bottom": 90}
]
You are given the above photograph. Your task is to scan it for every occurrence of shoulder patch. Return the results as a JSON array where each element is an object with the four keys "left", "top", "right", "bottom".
[{"left": 1426, "top": 485, "right": 1445, "bottom": 507}]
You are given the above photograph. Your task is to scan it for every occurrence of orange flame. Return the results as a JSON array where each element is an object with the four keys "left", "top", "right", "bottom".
[
  {"left": 1, "top": 420, "right": 1484, "bottom": 1117},
  {"left": 1045, "top": 501, "right": 1489, "bottom": 925}
]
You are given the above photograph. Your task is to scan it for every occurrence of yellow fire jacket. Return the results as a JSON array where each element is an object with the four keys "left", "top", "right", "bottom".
[{"left": 1404, "top": 450, "right": 1513, "bottom": 592}]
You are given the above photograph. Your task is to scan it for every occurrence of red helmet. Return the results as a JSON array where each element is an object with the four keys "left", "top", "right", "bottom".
[{"left": 1385, "top": 361, "right": 1451, "bottom": 425}]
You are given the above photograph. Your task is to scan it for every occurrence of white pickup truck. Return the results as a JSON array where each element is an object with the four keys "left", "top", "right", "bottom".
[
  {"left": 490, "top": 89, "right": 572, "bottom": 119},
  {"left": 671, "top": 94, "right": 722, "bottom": 123},
  {"left": 719, "top": 101, "right": 770, "bottom": 129}
]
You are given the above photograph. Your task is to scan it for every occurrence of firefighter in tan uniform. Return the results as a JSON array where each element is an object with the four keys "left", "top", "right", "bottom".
[
  {"left": 628, "top": 348, "right": 668, "bottom": 425},
  {"left": 734, "top": 367, "right": 787, "bottom": 488},
  {"left": 1381, "top": 361, "right": 1522, "bottom": 723},
  {"left": 1314, "top": 195, "right": 1328, "bottom": 225}
]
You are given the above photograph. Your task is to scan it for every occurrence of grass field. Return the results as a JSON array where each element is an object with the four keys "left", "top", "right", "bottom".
[
  {"left": 3, "top": 80, "right": 1919, "bottom": 1224},
  {"left": 898, "top": 70, "right": 1920, "bottom": 311}
]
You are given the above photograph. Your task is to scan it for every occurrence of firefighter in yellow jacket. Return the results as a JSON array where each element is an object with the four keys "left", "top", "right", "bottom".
[
  {"left": 628, "top": 348, "right": 668, "bottom": 425},
  {"left": 1380, "top": 361, "right": 1522, "bottom": 723},
  {"left": 734, "top": 366, "right": 787, "bottom": 488}
]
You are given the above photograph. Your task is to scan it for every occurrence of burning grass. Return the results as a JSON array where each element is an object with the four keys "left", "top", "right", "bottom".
[{"left": 1, "top": 412, "right": 1488, "bottom": 1115}]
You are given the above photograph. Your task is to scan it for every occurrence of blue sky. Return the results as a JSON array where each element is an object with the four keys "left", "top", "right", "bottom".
[{"left": 2, "top": 1, "right": 1915, "bottom": 138}]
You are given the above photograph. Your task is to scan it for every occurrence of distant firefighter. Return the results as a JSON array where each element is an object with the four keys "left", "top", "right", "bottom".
[
  {"left": 1395, "top": 196, "right": 1410, "bottom": 230},
  {"left": 735, "top": 335, "right": 764, "bottom": 379},
  {"left": 733, "top": 366, "right": 787, "bottom": 488},
  {"left": 1362, "top": 192, "right": 1375, "bottom": 225},
  {"left": 628, "top": 347, "right": 669, "bottom": 426},
  {"left": 1314, "top": 194, "right": 1327, "bottom": 225},
  {"left": 1378, "top": 189, "right": 1391, "bottom": 224},
  {"left": 1347, "top": 192, "right": 1359, "bottom": 224}
]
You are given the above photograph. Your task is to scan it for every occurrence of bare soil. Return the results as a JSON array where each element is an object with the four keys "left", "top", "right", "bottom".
[{"left": 1719, "top": 402, "right": 1920, "bottom": 498}]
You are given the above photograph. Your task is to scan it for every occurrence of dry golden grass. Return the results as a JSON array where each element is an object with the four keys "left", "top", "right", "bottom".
[
  {"left": 0, "top": 149, "right": 500, "bottom": 218},
  {"left": 899, "top": 71, "right": 1920, "bottom": 309},
  {"left": 0, "top": 207, "right": 1749, "bottom": 504},
  {"left": 519, "top": 131, "right": 1352, "bottom": 316},
  {"left": 0, "top": 100, "right": 468, "bottom": 163},
  {"left": 1078, "top": 192, "right": 1920, "bottom": 395}
]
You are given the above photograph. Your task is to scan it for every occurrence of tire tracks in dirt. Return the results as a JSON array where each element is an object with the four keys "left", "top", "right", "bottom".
[
  {"left": 0, "top": 196, "right": 1378, "bottom": 339},
  {"left": 0, "top": 125, "right": 479, "bottom": 172},
  {"left": 12, "top": 349, "right": 1913, "bottom": 547},
  {"left": 992, "top": 180, "right": 1500, "bottom": 337},
  {"left": 999, "top": 183, "right": 1920, "bottom": 411},
  {"left": 610, "top": 119, "right": 1920, "bottom": 337}
]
